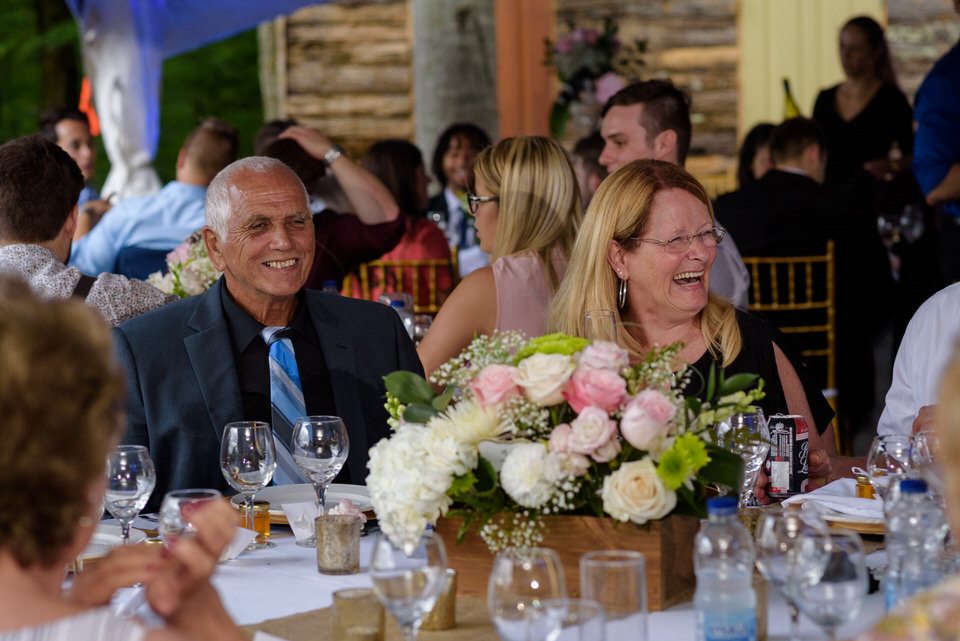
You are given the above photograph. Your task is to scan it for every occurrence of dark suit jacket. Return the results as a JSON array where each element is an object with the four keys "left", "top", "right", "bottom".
[{"left": 114, "top": 278, "right": 423, "bottom": 510}]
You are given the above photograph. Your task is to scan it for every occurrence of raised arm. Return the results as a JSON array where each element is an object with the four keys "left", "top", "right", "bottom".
[{"left": 279, "top": 126, "right": 399, "bottom": 224}]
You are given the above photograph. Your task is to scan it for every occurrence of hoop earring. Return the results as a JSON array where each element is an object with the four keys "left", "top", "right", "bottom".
[{"left": 618, "top": 277, "right": 627, "bottom": 309}]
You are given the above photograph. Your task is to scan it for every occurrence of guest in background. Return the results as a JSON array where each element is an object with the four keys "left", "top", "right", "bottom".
[
  {"left": 353, "top": 139, "right": 453, "bottom": 309},
  {"left": 813, "top": 15, "right": 913, "bottom": 193},
  {"left": 736, "top": 122, "right": 775, "bottom": 189},
  {"left": 0, "top": 274, "right": 245, "bottom": 641},
  {"left": 418, "top": 136, "right": 582, "bottom": 376},
  {"left": 39, "top": 107, "right": 100, "bottom": 207},
  {"left": 548, "top": 159, "right": 845, "bottom": 492},
  {"left": 427, "top": 122, "right": 492, "bottom": 277},
  {"left": 571, "top": 132, "right": 608, "bottom": 207},
  {"left": 274, "top": 125, "right": 405, "bottom": 291}
]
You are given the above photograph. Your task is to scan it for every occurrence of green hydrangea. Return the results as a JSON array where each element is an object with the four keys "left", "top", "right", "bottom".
[{"left": 513, "top": 333, "right": 589, "bottom": 364}]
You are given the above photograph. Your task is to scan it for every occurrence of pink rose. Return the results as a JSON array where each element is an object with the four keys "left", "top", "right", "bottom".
[
  {"left": 578, "top": 341, "right": 629, "bottom": 373},
  {"left": 166, "top": 237, "right": 192, "bottom": 264},
  {"left": 548, "top": 423, "right": 573, "bottom": 454},
  {"left": 547, "top": 451, "right": 591, "bottom": 478},
  {"left": 595, "top": 72, "right": 626, "bottom": 104},
  {"left": 555, "top": 37, "right": 573, "bottom": 54},
  {"left": 592, "top": 437, "right": 621, "bottom": 463},
  {"left": 584, "top": 29, "right": 599, "bottom": 44},
  {"left": 329, "top": 498, "right": 368, "bottom": 524},
  {"left": 568, "top": 406, "right": 618, "bottom": 457},
  {"left": 564, "top": 369, "right": 626, "bottom": 413},
  {"left": 619, "top": 390, "right": 676, "bottom": 451},
  {"left": 468, "top": 364, "right": 520, "bottom": 408}
]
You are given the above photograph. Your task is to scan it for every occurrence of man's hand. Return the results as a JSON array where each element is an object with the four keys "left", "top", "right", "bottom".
[
  {"left": 912, "top": 405, "right": 936, "bottom": 434},
  {"left": 806, "top": 449, "right": 834, "bottom": 490},
  {"left": 74, "top": 199, "right": 113, "bottom": 240}
]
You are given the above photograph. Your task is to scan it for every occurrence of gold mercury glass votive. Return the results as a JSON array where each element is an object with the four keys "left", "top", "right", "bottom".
[
  {"left": 420, "top": 568, "right": 457, "bottom": 631},
  {"left": 332, "top": 587, "right": 384, "bottom": 641},
  {"left": 316, "top": 514, "right": 362, "bottom": 574}
]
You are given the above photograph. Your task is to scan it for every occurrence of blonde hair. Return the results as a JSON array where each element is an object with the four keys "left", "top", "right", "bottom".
[
  {"left": 937, "top": 343, "right": 960, "bottom": 539},
  {"left": 547, "top": 159, "right": 741, "bottom": 365},
  {"left": 473, "top": 136, "right": 583, "bottom": 290},
  {"left": 0, "top": 275, "right": 124, "bottom": 567}
]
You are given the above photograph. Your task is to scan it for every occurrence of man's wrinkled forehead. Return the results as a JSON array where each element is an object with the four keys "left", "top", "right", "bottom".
[{"left": 226, "top": 167, "right": 309, "bottom": 218}]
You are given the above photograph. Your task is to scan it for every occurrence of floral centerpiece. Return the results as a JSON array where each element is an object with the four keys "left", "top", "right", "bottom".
[
  {"left": 147, "top": 230, "right": 222, "bottom": 298},
  {"left": 544, "top": 20, "right": 646, "bottom": 140},
  {"left": 368, "top": 331, "right": 764, "bottom": 552}
]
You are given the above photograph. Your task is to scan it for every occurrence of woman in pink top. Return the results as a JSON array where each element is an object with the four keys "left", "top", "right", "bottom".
[{"left": 418, "top": 136, "right": 583, "bottom": 376}]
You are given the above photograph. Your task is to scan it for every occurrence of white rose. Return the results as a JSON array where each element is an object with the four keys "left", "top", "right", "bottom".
[
  {"left": 513, "top": 353, "right": 575, "bottom": 406},
  {"left": 601, "top": 458, "right": 677, "bottom": 525},
  {"left": 499, "top": 443, "right": 556, "bottom": 508}
]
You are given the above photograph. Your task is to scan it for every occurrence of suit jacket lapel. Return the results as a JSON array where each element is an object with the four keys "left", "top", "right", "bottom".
[
  {"left": 308, "top": 294, "right": 369, "bottom": 483},
  {"left": 184, "top": 280, "right": 244, "bottom": 442}
]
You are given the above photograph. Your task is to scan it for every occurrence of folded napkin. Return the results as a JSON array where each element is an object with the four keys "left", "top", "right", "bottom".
[
  {"left": 281, "top": 501, "right": 319, "bottom": 543},
  {"left": 781, "top": 478, "right": 884, "bottom": 519},
  {"left": 221, "top": 526, "right": 259, "bottom": 561}
]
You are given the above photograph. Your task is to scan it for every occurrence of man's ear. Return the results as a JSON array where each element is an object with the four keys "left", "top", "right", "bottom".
[
  {"left": 202, "top": 226, "right": 226, "bottom": 272},
  {"left": 63, "top": 205, "right": 79, "bottom": 239},
  {"left": 653, "top": 129, "right": 678, "bottom": 163}
]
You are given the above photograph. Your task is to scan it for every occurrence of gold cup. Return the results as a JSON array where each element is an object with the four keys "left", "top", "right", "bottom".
[
  {"left": 316, "top": 515, "right": 362, "bottom": 574},
  {"left": 333, "top": 588, "right": 384, "bottom": 641},
  {"left": 420, "top": 568, "right": 457, "bottom": 631}
]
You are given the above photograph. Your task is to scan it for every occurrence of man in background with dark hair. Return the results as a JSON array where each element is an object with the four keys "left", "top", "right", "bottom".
[
  {"left": 39, "top": 108, "right": 100, "bottom": 207},
  {"left": 0, "top": 135, "right": 171, "bottom": 326},
  {"left": 69, "top": 117, "right": 239, "bottom": 280},
  {"left": 598, "top": 79, "right": 750, "bottom": 310},
  {"left": 571, "top": 132, "right": 607, "bottom": 207},
  {"left": 427, "top": 122, "right": 491, "bottom": 277}
]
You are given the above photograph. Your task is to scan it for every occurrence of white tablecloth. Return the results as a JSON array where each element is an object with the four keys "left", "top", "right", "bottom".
[{"left": 196, "top": 531, "right": 886, "bottom": 640}]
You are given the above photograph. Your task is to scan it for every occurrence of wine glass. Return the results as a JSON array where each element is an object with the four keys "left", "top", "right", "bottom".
[
  {"left": 370, "top": 531, "right": 448, "bottom": 641},
  {"left": 715, "top": 407, "right": 770, "bottom": 507},
  {"left": 911, "top": 430, "right": 944, "bottom": 500},
  {"left": 488, "top": 547, "right": 568, "bottom": 641},
  {"left": 584, "top": 310, "right": 617, "bottom": 343},
  {"left": 291, "top": 415, "right": 350, "bottom": 548},
  {"left": 865, "top": 434, "right": 912, "bottom": 501},
  {"left": 220, "top": 421, "right": 277, "bottom": 551},
  {"left": 158, "top": 488, "right": 222, "bottom": 544},
  {"left": 754, "top": 508, "right": 828, "bottom": 641},
  {"left": 794, "top": 529, "right": 869, "bottom": 640},
  {"left": 525, "top": 598, "right": 605, "bottom": 641},
  {"left": 579, "top": 551, "right": 644, "bottom": 641},
  {"left": 103, "top": 445, "right": 156, "bottom": 543}
]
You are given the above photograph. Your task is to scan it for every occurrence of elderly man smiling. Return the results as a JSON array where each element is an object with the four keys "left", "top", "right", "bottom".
[{"left": 114, "top": 157, "right": 422, "bottom": 508}]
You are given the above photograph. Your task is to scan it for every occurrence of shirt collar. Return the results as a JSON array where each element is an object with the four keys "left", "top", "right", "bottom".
[{"left": 220, "top": 284, "right": 314, "bottom": 352}]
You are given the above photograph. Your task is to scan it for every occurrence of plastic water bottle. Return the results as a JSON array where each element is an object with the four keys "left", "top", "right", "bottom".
[
  {"left": 883, "top": 478, "right": 948, "bottom": 610},
  {"left": 389, "top": 300, "right": 414, "bottom": 339},
  {"left": 694, "top": 496, "right": 757, "bottom": 641},
  {"left": 321, "top": 279, "right": 339, "bottom": 295}
]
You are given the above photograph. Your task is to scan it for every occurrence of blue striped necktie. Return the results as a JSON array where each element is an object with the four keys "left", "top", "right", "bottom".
[{"left": 261, "top": 326, "right": 309, "bottom": 485}]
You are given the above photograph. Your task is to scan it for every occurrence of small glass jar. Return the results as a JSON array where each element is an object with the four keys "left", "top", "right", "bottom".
[
  {"left": 242, "top": 500, "right": 271, "bottom": 541},
  {"left": 856, "top": 475, "right": 876, "bottom": 499}
]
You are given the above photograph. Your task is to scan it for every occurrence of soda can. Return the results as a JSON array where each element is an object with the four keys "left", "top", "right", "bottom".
[{"left": 764, "top": 414, "right": 809, "bottom": 497}]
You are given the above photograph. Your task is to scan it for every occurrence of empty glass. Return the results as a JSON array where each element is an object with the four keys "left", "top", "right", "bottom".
[
  {"left": 292, "top": 415, "right": 349, "bottom": 548},
  {"left": 716, "top": 408, "right": 770, "bottom": 507},
  {"left": 525, "top": 598, "right": 605, "bottom": 641},
  {"left": 370, "top": 531, "right": 447, "bottom": 641},
  {"left": 103, "top": 445, "right": 156, "bottom": 543},
  {"left": 488, "top": 547, "right": 567, "bottom": 641},
  {"left": 865, "top": 434, "right": 912, "bottom": 501},
  {"left": 580, "top": 550, "right": 645, "bottom": 641},
  {"left": 794, "top": 529, "right": 868, "bottom": 640},
  {"left": 583, "top": 310, "right": 617, "bottom": 343},
  {"left": 158, "top": 488, "right": 222, "bottom": 544},
  {"left": 219, "top": 421, "right": 277, "bottom": 550}
]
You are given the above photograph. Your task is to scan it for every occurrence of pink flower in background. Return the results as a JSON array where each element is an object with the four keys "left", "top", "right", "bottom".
[
  {"left": 633, "top": 389, "right": 676, "bottom": 424},
  {"left": 329, "top": 498, "right": 367, "bottom": 524},
  {"left": 548, "top": 423, "right": 574, "bottom": 454},
  {"left": 468, "top": 364, "right": 520, "bottom": 408},
  {"left": 595, "top": 72, "right": 626, "bottom": 104},
  {"left": 568, "top": 406, "right": 618, "bottom": 457},
  {"left": 564, "top": 368, "right": 626, "bottom": 413},
  {"left": 166, "top": 236, "right": 192, "bottom": 264},
  {"left": 555, "top": 37, "right": 573, "bottom": 54},
  {"left": 592, "top": 436, "right": 621, "bottom": 463},
  {"left": 619, "top": 390, "right": 676, "bottom": 451},
  {"left": 578, "top": 341, "right": 629, "bottom": 373}
]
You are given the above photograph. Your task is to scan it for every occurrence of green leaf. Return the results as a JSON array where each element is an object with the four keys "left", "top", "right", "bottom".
[
  {"left": 401, "top": 402, "right": 440, "bottom": 424},
  {"left": 550, "top": 101, "right": 571, "bottom": 141},
  {"left": 383, "top": 371, "right": 435, "bottom": 405},
  {"left": 432, "top": 387, "right": 455, "bottom": 412},
  {"left": 448, "top": 470, "right": 478, "bottom": 499},
  {"left": 699, "top": 444, "right": 744, "bottom": 491},
  {"left": 717, "top": 373, "right": 760, "bottom": 396},
  {"left": 706, "top": 364, "right": 716, "bottom": 400}
]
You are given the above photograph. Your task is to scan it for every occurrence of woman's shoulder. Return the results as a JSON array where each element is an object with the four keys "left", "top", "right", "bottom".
[{"left": 0, "top": 607, "right": 146, "bottom": 641}]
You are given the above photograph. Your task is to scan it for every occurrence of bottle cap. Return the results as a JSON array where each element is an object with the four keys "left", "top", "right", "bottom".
[
  {"left": 706, "top": 496, "right": 738, "bottom": 515},
  {"left": 389, "top": 300, "right": 405, "bottom": 308},
  {"left": 322, "top": 279, "right": 338, "bottom": 288},
  {"left": 856, "top": 475, "right": 869, "bottom": 484},
  {"left": 899, "top": 478, "right": 927, "bottom": 494}
]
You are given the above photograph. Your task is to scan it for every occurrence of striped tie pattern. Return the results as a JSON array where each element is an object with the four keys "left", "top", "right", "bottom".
[{"left": 262, "top": 326, "right": 308, "bottom": 485}]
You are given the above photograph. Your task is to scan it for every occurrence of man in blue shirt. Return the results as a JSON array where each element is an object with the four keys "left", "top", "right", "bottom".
[
  {"left": 40, "top": 108, "right": 100, "bottom": 207},
  {"left": 913, "top": 1, "right": 960, "bottom": 281},
  {"left": 69, "top": 117, "right": 238, "bottom": 279}
]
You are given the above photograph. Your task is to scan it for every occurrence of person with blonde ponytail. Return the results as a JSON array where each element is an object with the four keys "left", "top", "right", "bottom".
[
  {"left": 548, "top": 159, "right": 844, "bottom": 492},
  {"left": 418, "top": 136, "right": 582, "bottom": 376}
]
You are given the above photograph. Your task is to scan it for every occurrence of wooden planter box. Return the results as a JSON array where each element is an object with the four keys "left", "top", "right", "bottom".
[{"left": 434, "top": 513, "right": 698, "bottom": 612}]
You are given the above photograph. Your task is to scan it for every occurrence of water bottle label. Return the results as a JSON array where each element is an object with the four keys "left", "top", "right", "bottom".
[{"left": 698, "top": 610, "right": 757, "bottom": 641}]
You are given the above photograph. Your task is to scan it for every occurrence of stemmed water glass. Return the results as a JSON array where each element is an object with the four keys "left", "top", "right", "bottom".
[
  {"left": 794, "top": 529, "right": 869, "bottom": 640},
  {"left": 865, "top": 434, "right": 912, "bottom": 501},
  {"left": 754, "top": 508, "right": 828, "bottom": 641},
  {"left": 911, "top": 430, "right": 944, "bottom": 500},
  {"left": 292, "top": 415, "right": 349, "bottom": 548},
  {"left": 370, "top": 531, "right": 448, "bottom": 641},
  {"left": 716, "top": 408, "right": 770, "bottom": 507},
  {"left": 525, "top": 598, "right": 606, "bottom": 641},
  {"left": 220, "top": 421, "right": 277, "bottom": 550},
  {"left": 158, "top": 488, "right": 223, "bottom": 544},
  {"left": 103, "top": 445, "right": 156, "bottom": 543},
  {"left": 488, "top": 547, "right": 568, "bottom": 641}
]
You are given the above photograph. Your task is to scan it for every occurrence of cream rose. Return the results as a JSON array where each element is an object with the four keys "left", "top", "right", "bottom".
[
  {"left": 601, "top": 458, "right": 677, "bottom": 524},
  {"left": 513, "top": 353, "right": 575, "bottom": 406}
]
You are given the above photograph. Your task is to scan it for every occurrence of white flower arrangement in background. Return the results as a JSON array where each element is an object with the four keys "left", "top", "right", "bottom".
[{"left": 147, "top": 230, "right": 221, "bottom": 298}]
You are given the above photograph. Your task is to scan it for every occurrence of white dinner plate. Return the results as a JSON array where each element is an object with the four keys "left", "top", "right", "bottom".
[
  {"left": 229, "top": 483, "right": 372, "bottom": 515},
  {"left": 75, "top": 524, "right": 148, "bottom": 571}
]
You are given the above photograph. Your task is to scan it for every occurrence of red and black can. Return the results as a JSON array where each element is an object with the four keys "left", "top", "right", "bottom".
[{"left": 764, "top": 414, "right": 809, "bottom": 497}]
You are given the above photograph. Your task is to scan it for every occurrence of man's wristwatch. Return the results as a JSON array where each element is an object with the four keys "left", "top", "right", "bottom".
[{"left": 323, "top": 144, "right": 346, "bottom": 167}]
